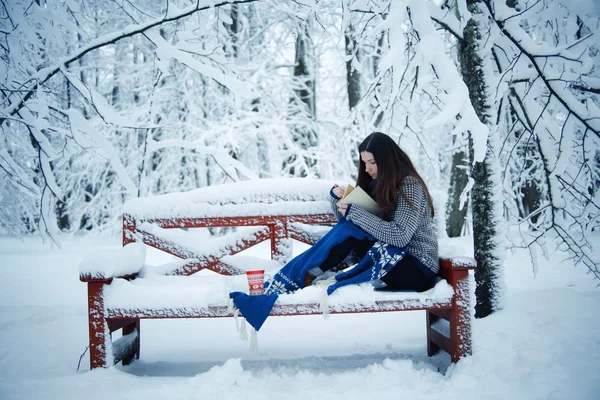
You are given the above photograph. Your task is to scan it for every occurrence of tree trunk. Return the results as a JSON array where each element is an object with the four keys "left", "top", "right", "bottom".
[
  {"left": 293, "top": 21, "right": 316, "bottom": 118},
  {"left": 372, "top": 31, "right": 386, "bottom": 127},
  {"left": 460, "top": 1, "right": 505, "bottom": 318},
  {"left": 224, "top": 5, "right": 240, "bottom": 59},
  {"left": 445, "top": 147, "right": 470, "bottom": 237},
  {"left": 345, "top": 22, "right": 361, "bottom": 111},
  {"left": 445, "top": 0, "right": 470, "bottom": 238},
  {"left": 285, "top": 19, "right": 318, "bottom": 177}
]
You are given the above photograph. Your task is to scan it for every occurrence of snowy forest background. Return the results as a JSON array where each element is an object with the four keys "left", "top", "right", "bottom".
[{"left": 1, "top": 0, "right": 599, "bottom": 315}]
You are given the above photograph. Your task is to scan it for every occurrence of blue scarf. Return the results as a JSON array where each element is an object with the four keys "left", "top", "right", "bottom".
[{"left": 229, "top": 220, "right": 406, "bottom": 331}]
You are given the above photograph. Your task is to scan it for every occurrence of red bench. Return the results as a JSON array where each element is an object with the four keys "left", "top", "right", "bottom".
[{"left": 79, "top": 180, "right": 475, "bottom": 370}]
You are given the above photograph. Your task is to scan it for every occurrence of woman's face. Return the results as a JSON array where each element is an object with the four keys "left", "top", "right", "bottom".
[{"left": 361, "top": 151, "right": 378, "bottom": 179}]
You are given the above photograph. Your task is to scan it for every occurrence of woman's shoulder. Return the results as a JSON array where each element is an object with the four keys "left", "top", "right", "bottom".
[
  {"left": 399, "top": 175, "right": 421, "bottom": 187},
  {"left": 397, "top": 175, "right": 426, "bottom": 198}
]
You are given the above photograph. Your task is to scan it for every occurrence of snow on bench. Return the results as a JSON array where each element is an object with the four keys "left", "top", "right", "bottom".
[
  {"left": 79, "top": 178, "right": 476, "bottom": 370},
  {"left": 101, "top": 266, "right": 455, "bottom": 317},
  {"left": 122, "top": 178, "right": 336, "bottom": 220}
]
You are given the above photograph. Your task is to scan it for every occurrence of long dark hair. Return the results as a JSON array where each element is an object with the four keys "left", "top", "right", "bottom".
[{"left": 357, "top": 132, "right": 434, "bottom": 218}]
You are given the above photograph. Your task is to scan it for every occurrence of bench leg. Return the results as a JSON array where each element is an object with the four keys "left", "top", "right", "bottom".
[
  {"left": 270, "top": 222, "right": 293, "bottom": 264},
  {"left": 122, "top": 319, "right": 141, "bottom": 365},
  {"left": 87, "top": 282, "right": 110, "bottom": 369},
  {"left": 426, "top": 311, "right": 441, "bottom": 357},
  {"left": 449, "top": 270, "right": 472, "bottom": 362}
]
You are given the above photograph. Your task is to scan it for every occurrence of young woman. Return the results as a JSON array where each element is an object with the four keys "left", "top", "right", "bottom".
[
  {"left": 305, "top": 132, "right": 439, "bottom": 292},
  {"left": 231, "top": 132, "right": 439, "bottom": 331}
]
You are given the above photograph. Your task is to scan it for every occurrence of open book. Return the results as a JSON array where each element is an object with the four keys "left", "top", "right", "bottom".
[{"left": 336, "top": 184, "right": 379, "bottom": 215}]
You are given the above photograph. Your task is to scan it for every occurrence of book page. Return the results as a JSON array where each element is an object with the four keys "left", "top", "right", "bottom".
[
  {"left": 339, "top": 184, "right": 355, "bottom": 201},
  {"left": 336, "top": 184, "right": 379, "bottom": 214}
]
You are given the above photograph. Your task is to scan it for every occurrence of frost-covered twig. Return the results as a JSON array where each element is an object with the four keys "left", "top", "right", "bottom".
[{"left": 0, "top": 0, "right": 258, "bottom": 125}]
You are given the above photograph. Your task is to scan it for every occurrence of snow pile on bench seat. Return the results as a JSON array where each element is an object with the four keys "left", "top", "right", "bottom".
[
  {"left": 103, "top": 271, "right": 454, "bottom": 314},
  {"left": 438, "top": 238, "right": 476, "bottom": 267},
  {"left": 79, "top": 243, "right": 146, "bottom": 279},
  {"left": 123, "top": 178, "right": 336, "bottom": 219}
]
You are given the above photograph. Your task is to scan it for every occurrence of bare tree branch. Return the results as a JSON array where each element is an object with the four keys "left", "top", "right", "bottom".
[
  {"left": 482, "top": 0, "right": 599, "bottom": 140},
  {"left": 0, "top": 0, "right": 258, "bottom": 126}
]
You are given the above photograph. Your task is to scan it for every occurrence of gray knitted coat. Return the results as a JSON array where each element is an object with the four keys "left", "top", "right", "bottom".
[{"left": 330, "top": 176, "right": 439, "bottom": 276}]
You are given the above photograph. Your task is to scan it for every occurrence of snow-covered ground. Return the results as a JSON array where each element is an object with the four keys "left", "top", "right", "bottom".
[{"left": 0, "top": 235, "right": 599, "bottom": 400}]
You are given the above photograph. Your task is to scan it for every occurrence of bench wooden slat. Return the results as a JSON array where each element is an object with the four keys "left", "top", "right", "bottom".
[
  {"left": 138, "top": 229, "right": 250, "bottom": 276},
  {"left": 140, "top": 214, "right": 338, "bottom": 229},
  {"left": 287, "top": 222, "right": 331, "bottom": 246},
  {"left": 428, "top": 325, "right": 453, "bottom": 356},
  {"left": 112, "top": 329, "right": 139, "bottom": 366},
  {"left": 105, "top": 298, "right": 454, "bottom": 320}
]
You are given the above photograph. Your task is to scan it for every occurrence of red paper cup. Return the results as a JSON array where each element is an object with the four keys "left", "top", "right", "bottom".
[{"left": 246, "top": 270, "right": 265, "bottom": 295}]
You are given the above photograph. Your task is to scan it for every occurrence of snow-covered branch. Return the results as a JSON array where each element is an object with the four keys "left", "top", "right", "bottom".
[
  {"left": 0, "top": 0, "right": 258, "bottom": 125},
  {"left": 147, "top": 139, "right": 259, "bottom": 181},
  {"left": 485, "top": 0, "right": 599, "bottom": 139}
]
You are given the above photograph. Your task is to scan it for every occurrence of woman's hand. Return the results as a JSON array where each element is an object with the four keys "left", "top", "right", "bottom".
[
  {"left": 332, "top": 184, "right": 345, "bottom": 198},
  {"left": 337, "top": 203, "right": 348, "bottom": 215}
]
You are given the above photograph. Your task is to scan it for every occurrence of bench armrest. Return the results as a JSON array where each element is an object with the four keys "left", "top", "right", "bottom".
[
  {"left": 79, "top": 242, "right": 146, "bottom": 283},
  {"left": 438, "top": 257, "right": 475, "bottom": 286},
  {"left": 439, "top": 257, "right": 476, "bottom": 271},
  {"left": 80, "top": 272, "right": 139, "bottom": 283}
]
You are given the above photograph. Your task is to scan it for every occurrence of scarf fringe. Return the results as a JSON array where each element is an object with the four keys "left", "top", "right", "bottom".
[
  {"left": 232, "top": 308, "right": 240, "bottom": 331},
  {"left": 239, "top": 317, "right": 248, "bottom": 341},
  {"left": 227, "top": 297, "right": 235, "bottom": 313},
  {"left": 232, "top": 307, "right": 248, "bottom": 342},
  {"left": 231, "top": 299, "right": 248, "bottom": 341},
  {"left": 249, "top": 326, "right": 259, "bottom": 354},
  {"left": 319, "top": 287, "right": 330, "bottom": 319}
]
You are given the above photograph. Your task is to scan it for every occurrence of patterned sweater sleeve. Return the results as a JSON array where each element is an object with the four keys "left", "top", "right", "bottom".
[
  {"left": 346, "top": 177, "right": 426, "bottom": 248},
  {"left": 328, "top": 187, "right": 345, "bottom": 221}
]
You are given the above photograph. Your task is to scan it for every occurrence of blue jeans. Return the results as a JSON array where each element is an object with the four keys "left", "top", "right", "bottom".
[{"left": 311, "top": 237, "right": 434, "bottom": 292}]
